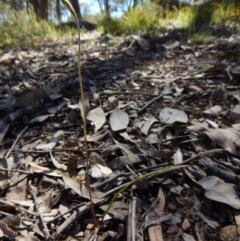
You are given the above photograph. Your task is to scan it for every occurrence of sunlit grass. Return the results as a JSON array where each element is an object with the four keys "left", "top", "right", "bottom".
[
  {"left": 0, "top": 4, "right": 78, "bottom": 53},
  {"left": 99, "top": 0, "right": 240, "bottom": 35},
  {"left": 190, "top": 30, "right": 212, "bottom": 43}
]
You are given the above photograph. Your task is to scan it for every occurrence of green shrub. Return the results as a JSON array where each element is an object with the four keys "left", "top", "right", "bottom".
[
  {"left": 190, "top": 0, "right": 238, "bottom": 27},
  {"left": 122, "top": 2, "right": 162, "bottom": 32},
  {"left": 0, "top": 4, "right": 55, "bottom": 52},
  {"left": 100, "top": 17, "right": 125, "bottom": 35}
]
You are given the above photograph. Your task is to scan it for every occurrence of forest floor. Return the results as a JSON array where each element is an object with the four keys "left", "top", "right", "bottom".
[{"left": 1, "top": 25, "right": 240, "bottom": 241}]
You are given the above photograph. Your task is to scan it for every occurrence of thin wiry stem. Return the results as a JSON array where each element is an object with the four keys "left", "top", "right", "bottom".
[
  {"left": 61, "top": 0, "right": 97, "bottom": 227},
  {"left": 75, "top": 19, "right": 98, "bottom": 227}
]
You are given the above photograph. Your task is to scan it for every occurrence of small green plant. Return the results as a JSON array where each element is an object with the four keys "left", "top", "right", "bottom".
[
  {"left": 101, "top": 165, "right": 186, "bottom": 223},
  {"left": 200, "top": 63, "right": 207, "bottom": 72}
]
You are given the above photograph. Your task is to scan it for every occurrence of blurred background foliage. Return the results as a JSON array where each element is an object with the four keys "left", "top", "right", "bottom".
[{"left": 0, "top": 0, "right": 240, "bottom": 52}]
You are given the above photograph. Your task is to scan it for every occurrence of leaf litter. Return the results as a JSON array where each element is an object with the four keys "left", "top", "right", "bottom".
[{"left": 1, "top": 27, "right": 240, "bottom": 240}]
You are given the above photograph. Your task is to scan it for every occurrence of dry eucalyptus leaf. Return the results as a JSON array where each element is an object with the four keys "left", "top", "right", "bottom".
[
  {"left": 87, "top": 106, "right": 106, "bottom": 131},
  {"left": 182, "top": 233, "right": 196, "bottom": 241},
  {"left": 110, "top": 138, "right": 142, "bottom": 165},
  {"left": 141, "top": 113, "right": 158, "bottom": 135},
  {"left": 173, "top": 148, "right": 183, "bottom": 165},
  {"left": 131, "top": 35, "right": 149, "bottom": 50},
  {"left": 203, "top": 105, "right": 222, "bottom": 116},
  {"left": 119, "top": 132, "right": 135, "bottom": 143},
  {"left": 47, "top": 101, "right": 66, "bottom": 114},
  {"left": 5, "top": 174, "right": 27, "bottom": 201},
  {"left": 30, "top": 114, "right": 54, "bottom": 123},
  {"left": 206, "top": 119, "right": 219, "bottom": 128},
  {"left": 110, "top": 108, "right": 129, "bottom": 131},
  {"left": 50, "top": 150, "right": 67, "bottom": 171},
  {"left": 198, "top": 176, "right": 240, "bottom": 209},
  {"left": 79, "top": 129, "right": 108, "bottom": 142},
  {"left": 100, "top": 201, "right": 128, "bottom": 221},
  {"left": 62, "top": 174, "right": 90, "bottom": 199},
  {"left": 205, "top": 129, "right": 236, "bottom": 154},
  {"left": 159, "top": 108, "right": 188, "bottom": 124},
  {"left": 29, "top": 162, "right": 61, "bottom": 177},
  {"left": 0, "top": 220, "right": 15, "bottom": 239},
  {"left": 35, "top": 130, "right": 64, "bottom": 150},
  {"left": 90, "top": 164, "right": 112, "bottom": 180}
]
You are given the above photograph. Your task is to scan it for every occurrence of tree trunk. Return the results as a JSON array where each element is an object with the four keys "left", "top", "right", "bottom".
[
  {"left": 97, "top": 0, "right": 104, "bottom": 14},
  {"left": 56, "top": 0, "right": 61, "bottom": 21},
  {"left": 30, "top": 0, "right": 48, "bottom": 20},
  {"left": 133, "top": 0, "right": 138, "bottom": 7},
  {"left": 70, "top": 0, "right": 82, "bottom": 19},
  {"left": 103, "top": 0, "right": 110, "bottom": 18}
]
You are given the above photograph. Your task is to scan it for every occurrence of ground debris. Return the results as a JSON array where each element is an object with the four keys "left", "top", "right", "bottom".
[{"left": 1, "top": 27, "right": 240, "bottom": 240}]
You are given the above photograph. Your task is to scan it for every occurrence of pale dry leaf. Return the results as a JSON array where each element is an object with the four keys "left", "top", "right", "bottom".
[
  {"left": 111, "top": 138, "right": 142, "bottom": 164},
  {"left": 159, "top": 108, "right": 188, "bottom": 124},
  {"left": 141, "top": 112, "right": 158, "bottom": 135},
  {"left": 90, "top": 164, "right": 112, "bottom": 180},
  {"left": 30, "top": 114, "right": 54, "bottom": 124},
  {"left": 79, "top": 129, "right": 108, "bottom": 142},
  {"left": 198, "top": 176, "right": 240, "bottom": 209},
  {"left": 50, "top": 150, "right": 67, "bottom": 171},
  {"left": 29, "top": 162, "right": 61, "bottom": 177},
  {"left": 161, "top": 40, "right": 180, "bottom": 50},
  {"left": 205, "top": 129, "right": 236, "bottom": 154},
  {"left": 131, "top": 35, "right": 149, "bottom": 50},
  {"left": 87, "top": 106, "right": 106, "bottom": 131},
  {"left": 146, "top": 133, "right": 160, "bottom": 144},
  {"left": 182, "top": 233, "right": 196, "bottom": 241},
  {"left": 119, "top": 132, "right": 135, "bottom": 143},
  {"left": 188, "top": 85, "right": 203, "bottom": 93},
  {"left": 0, "top": 220, "right": 15, "bottom": 239},
  {"left": 110, "top": 108, "right": 129, "bottom": 131},
  {"left": 35, "top": 130, "right": 64, "bottom": 150},
  {"left": 203, "top": 105, "right": 222, "bottom": 116},
  {"left": 5, "top": 173, "right": 27, "bottom": 201},
  {"left": 173, "top": 148, "right": 183, "bottom": 165},
  {"left": 62, "top": 174, "right": 90, "bottom": 199},
  {"left": 206, "top": 119, "right": 219, "bottom": 128},
  {"left": 47, "top": 101, "right": 66, "bottom": 114},
  {"left": 38, "top": 189, "right": 53, "bottom": 213},
  {"left": 89, "top": 152, "right": 112, "bottom": 179},
  {"left": 100, "top": 201, "right": 128, "bottom": 221}
]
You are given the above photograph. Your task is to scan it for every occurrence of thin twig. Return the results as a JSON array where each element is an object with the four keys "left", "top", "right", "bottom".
[
  {"left": 0, "top": 199, "right": 38, "bottom": 217},
  {"left": 100, "top": 91, "right": 158, "bottom": 97},
  {"left": 5, "top": 126, "right": 28, "bottom": 158},
  {"left": 46, "top": 202, "right": 86, "bottom": 224},
  {"left": 181, "top": 149, "right": 223, "bottom": 164},
  {"left": 0, "top": 167, "right": 30, "bottom": 175},
  {"left": 17, "top": 148, "right": 83, "bottom": 154},
  {"left": 30, "top": 186, "right": 50, "bottom": 240},
  {"left": 169, "top": 94, "right": 186, "bottom": 108},
  {"left": 130, "top": 94, "right": 163, "bottom": 113}
]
